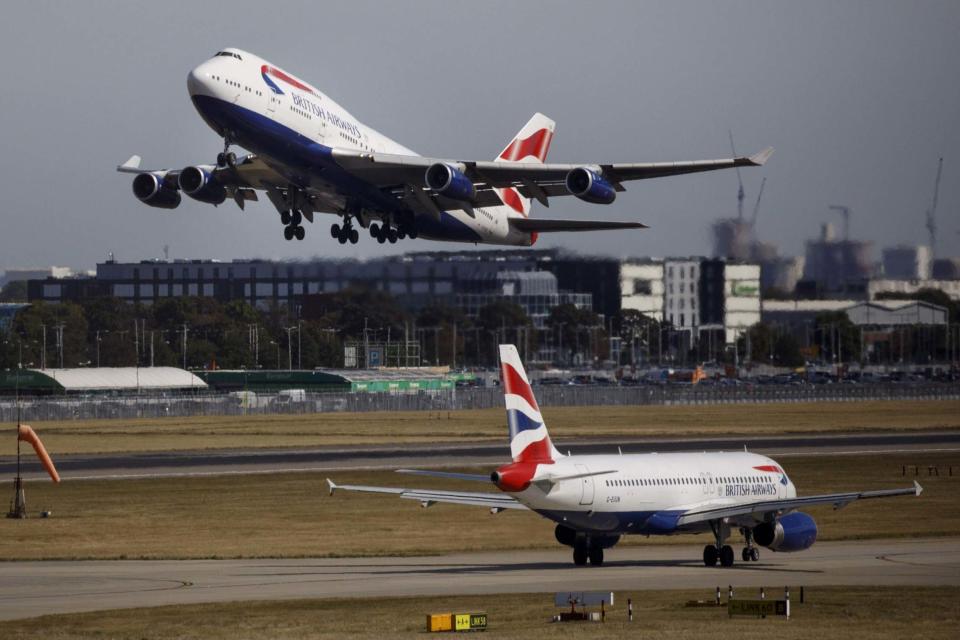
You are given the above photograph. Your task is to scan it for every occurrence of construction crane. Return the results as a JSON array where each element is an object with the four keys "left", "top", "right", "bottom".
[
  {"left": 829, "top": 205, "right": 851, "bottom": 241},
  {"left": 729, "top": 130, "right": 745, "bottom": 221},
  {"left": 925, "top": 157, "right": 943, "bottom": 259},
  {"left": 750, "top": 177, "right": 766, "bottom": 229}
]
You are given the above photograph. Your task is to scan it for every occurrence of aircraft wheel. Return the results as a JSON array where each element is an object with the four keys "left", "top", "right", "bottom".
[
  {"left": 283, "top": 225, "right": 295, "bottom": 241},
  {"left": 397, "top": 228, "right": 407, "bottom": 240},
  {"left": 750, "top": 547, "right": 760, "bottom": 562},
  {"left": 216, "top": 152, "right": 226, "bottom": 167},
  {"left": 294, "top": 225, "right": 305, "bottom": 241},
  {"left": 280, "top": 210, "right": 291, "bottom": 225},
  {"left": 573, "top": 547, "right": 588, "bottom": 566},
  {"left": 387, "top": 228, "right": 398, "bottom": 244},
  {"left": 331, "top": 223, "right": 341, "bottom": 239},
  {"left": 225, "top": 151, "right": 237, "bottom": 168},
  {"left": 408, "top": 226, "right": 418, "bottom": 239},
  {"left": 742, "top": 547, "right": 751, "bottom": 562},
  {"left": 377, "top": 231, "right": 387, "bottom": 244},
  {"left": 719, "top": 545, "right": 735, "bottom": 567},
  {"left": 291, "top": 210, "right": 303, "bottom": 226},
  {"left": 588, "top": 546, "right": 604, "bottom": 566},
  {"left": 337, "top": 229, "right": 348, "bottom": 245},
  {"left": 703, "top": 545, "right": 718, "bottom": 567},
  {"left": 369, "top": 223, "right": 380, "bottom": 239},
  {"left": 349, "top": 228, "right": 359, "bottom": 244}
]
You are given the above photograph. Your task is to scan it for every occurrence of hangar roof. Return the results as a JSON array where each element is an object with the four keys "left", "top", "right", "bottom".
[{"left": 2, "top": 367, "right": 208, "bottom": 393}]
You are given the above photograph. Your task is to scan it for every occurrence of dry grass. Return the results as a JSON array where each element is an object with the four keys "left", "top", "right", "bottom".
[
  {"left": 0, "top": 451, "right": 956, "bottom": 561},
  {"left": 0, "top": 587, "right": 957, "bottom": 639},
  {"left": 3, "top": 399, "right": 958, "bottom": 455}
]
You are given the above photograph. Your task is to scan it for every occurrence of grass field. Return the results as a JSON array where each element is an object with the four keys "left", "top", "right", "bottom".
[
  {"left": 0, "top": 587, "right": 957, "bottom": 639},
  {"left": 3, "top": 399, "right": 959, "bottom": 455},
  {"left": 1, "top": 451, "right": 956, "bottom": 561}
]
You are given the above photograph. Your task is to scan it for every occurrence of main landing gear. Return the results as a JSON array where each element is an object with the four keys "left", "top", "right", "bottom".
[
  {"left": 572, "top": 537, "right": 605, "bottom": 567},
  {"left": 281, "top": 209, "right": 306, "bottom": 241},
  {"left": 703, "top": 521, "right": 735, "bottom": 567},
  {"left": 369, "top": 221, "right": 418, "bottom": 244},
  {"left": 703, "top": 522, "right": 761, "bottom": 567},
  {"left": 331, "top": 217, "right": 359, "bottom": 245}
]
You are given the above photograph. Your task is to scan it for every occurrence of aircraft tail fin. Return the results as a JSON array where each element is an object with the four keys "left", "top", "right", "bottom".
[
  {"left": 494, "top": 114, "right": 555, "bottom": 219},
  {"left": 499, "top": 344, "right": 562, "bottom": 463}
]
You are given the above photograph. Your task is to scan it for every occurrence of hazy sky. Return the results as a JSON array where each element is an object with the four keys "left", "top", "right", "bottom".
[{"left": 1, "top": 0, "right": 958, "bottom": 271}]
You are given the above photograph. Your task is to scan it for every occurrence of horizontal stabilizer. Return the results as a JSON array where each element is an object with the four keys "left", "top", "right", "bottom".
[
  {"left": 396, "top": 469, "right": 491, "bottom": 483},
  {"left": 509, "top": 218, "right": 647, "bottom": 233}
]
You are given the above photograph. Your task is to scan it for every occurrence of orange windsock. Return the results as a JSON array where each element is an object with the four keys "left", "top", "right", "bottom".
[{"left": 17, "top": 425, "right": 60, "bottom": 484}]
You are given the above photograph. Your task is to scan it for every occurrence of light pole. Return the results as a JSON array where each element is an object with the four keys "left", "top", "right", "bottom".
[{"left": 285, "top": 326, "right": 297, "bottom": 370}]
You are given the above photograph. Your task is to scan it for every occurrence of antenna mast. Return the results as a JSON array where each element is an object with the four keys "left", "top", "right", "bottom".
[
  {"left": 729, "top": 130, "right": 745, "bottom": 221},
  {"left": 926, "top": 157, "right": 943, "bottom": 259}
]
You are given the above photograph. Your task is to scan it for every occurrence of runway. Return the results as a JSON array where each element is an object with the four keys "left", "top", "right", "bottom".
[
  {"left": 4, "top": 430, "right": 959, "bottom": 480},
  {"left": 0, "top": 537, "right": 957, "bottom": 621}
]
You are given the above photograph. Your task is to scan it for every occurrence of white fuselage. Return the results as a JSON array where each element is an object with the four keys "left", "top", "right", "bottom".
[
  {"left": 512, "top": 451, "right": 796, "bottom": 535},
  {"left": 186, "top": 48, "right": 532, "bottom": 246}
]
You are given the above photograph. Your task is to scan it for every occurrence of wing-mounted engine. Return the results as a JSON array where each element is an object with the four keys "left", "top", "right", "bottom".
[
  {"left": 132, "top": 172, "right": 181, "bottom": 209},
  {"left": 565, "top": 167, "right": 616, "bottom": 204},
  {"left": 425, "top": 163, "right": 476, "bottom": 202},
  {"left": 753, "top": 512, "right": 818, "bottom": 552},
  {"left": 178, "top": 165, "right": 227, "bottom": 205}
]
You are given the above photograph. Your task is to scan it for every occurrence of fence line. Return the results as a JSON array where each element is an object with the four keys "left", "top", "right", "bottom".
[{"left": 0, "top": 384, "right": 957, "bottom": 422}]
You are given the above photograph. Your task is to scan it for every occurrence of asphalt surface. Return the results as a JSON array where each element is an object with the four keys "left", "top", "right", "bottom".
[
  {"left": 2, "top": 430, "right": 959, "bottom": 480},
  {"left": 0, "top": 537, "right": 957, "bottom": 621}
]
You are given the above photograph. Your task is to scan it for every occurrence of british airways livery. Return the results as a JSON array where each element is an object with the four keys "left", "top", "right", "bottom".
[
  {"left": 118, "top": 48, "right": 773, "bottom": 246},
  {"left": 329, "top": 345, "right": 921, "bottom": 568}
]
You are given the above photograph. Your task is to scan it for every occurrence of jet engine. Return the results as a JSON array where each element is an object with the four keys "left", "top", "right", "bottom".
[
  {"left": 132, "top": 172, "right": 181, "bottom": 209},
  {"left": 424, "top": 163, "right": 476, "bottom": 201},
  {"left": 565, "top": 167, "right": 616, "bottom": 204},
  {"left": 178, "top": 166, "right": 227, "bottom": 205},
  {"left": 753, "top": 512, "right": 818, "bottom": 552}
]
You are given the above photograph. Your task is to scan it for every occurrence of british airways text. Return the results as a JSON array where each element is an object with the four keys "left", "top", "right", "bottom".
[{"left": 291, "top": 94, "right": 361, "bottom": 138}]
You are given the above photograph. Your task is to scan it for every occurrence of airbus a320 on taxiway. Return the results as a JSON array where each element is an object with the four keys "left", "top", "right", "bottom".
[
  {"left": 119, "top": 48, "right": 772, "bottom": 246},
  {"left": 329, "top": 345, "right": 921, "bottom": 567}
]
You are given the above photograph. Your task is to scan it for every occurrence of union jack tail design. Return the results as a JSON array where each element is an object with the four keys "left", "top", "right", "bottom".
[
  {"left": 499, "top": 344, "right": 562, "bottom": 463},
  {"left": 494, "top": 113, "right": 556, "bottom": 220}
]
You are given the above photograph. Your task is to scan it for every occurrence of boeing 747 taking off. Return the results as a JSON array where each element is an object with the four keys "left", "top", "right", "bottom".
[
  {"left": 119, "top": 48, "right": 772, "bottom": 246},
  {"left": 329, "top": 345, "right": 921, "bottom": 567}
]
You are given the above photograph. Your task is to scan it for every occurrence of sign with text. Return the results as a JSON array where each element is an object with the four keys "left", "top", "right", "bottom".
[{"left": 728, "top": 599, "right": 790, "bottom": 618}]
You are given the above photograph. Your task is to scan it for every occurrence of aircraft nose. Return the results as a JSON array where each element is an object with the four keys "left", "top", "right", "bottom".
[{"left": 186, "top": 64, "right": 211, "bottom": 97}]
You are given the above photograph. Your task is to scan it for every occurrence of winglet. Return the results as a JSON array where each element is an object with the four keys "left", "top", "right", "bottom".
[
  {"left": 914, "top": 481, "right": 923, "bottom": 497},
  {"left": 748, "top": 147, "right": 774, "bottom": 166},
  {"left": 327, "top": 478, "right": 338, "bottom": 496},
  {"left": 117, "top": 155, "right": 142, "bottom": 173}
]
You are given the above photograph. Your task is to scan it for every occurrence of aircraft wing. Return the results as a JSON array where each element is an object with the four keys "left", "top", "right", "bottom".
[
  {"left": 508, "top": 218, "right": 647, "bottom": 233},
  {"left": 676, "top": 481, "right": 922, "bottom": 527},
  {"left": 330, "top": 147, "right": 773, "bottom": 211},
  {"left": 327, "top": 478, "right": 527, "bottom": 511}
]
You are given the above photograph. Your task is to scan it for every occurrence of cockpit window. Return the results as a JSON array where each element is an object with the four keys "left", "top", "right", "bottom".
[{"left": 214, "top": 51, "right": 243, "bottom": 60}]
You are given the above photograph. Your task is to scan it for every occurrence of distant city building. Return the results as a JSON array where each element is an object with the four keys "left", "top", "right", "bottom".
[
  {"left": 762, "top": 299, "right": 948, "bottom": 327},
  {"left": 621, "top": 257, "right": 760, "bottom": 345},
  {"left": 882, "top": 245, "right": 931, "bottom": 280},
  {"left": 1, "top": 266, "right": 78, "bottom": 288},
  {"left": 867, "top": 278, "right": 960, "bottom": 302},
  {"left": 802, "top": 223, "right": 875, "bottom": 293},
  {"left": 932, "top": 258, "right": 960, "bottom": 280},
  {"left": 760, "top": 256, "right": 805, "bottom": 294}
]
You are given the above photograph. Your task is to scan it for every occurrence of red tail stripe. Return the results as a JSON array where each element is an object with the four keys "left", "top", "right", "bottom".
[
  {"left": 501, "top": 362, "right": 539, "bottom": 411},
  {"left": 500, "top": 187, "right": 526, "bottom": 215},
  {"left": 516, "top": 438, "right": 555, "bottom": 463},
  {"left": 499, "top": 128, "right": 553, "bottom": 162}
]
